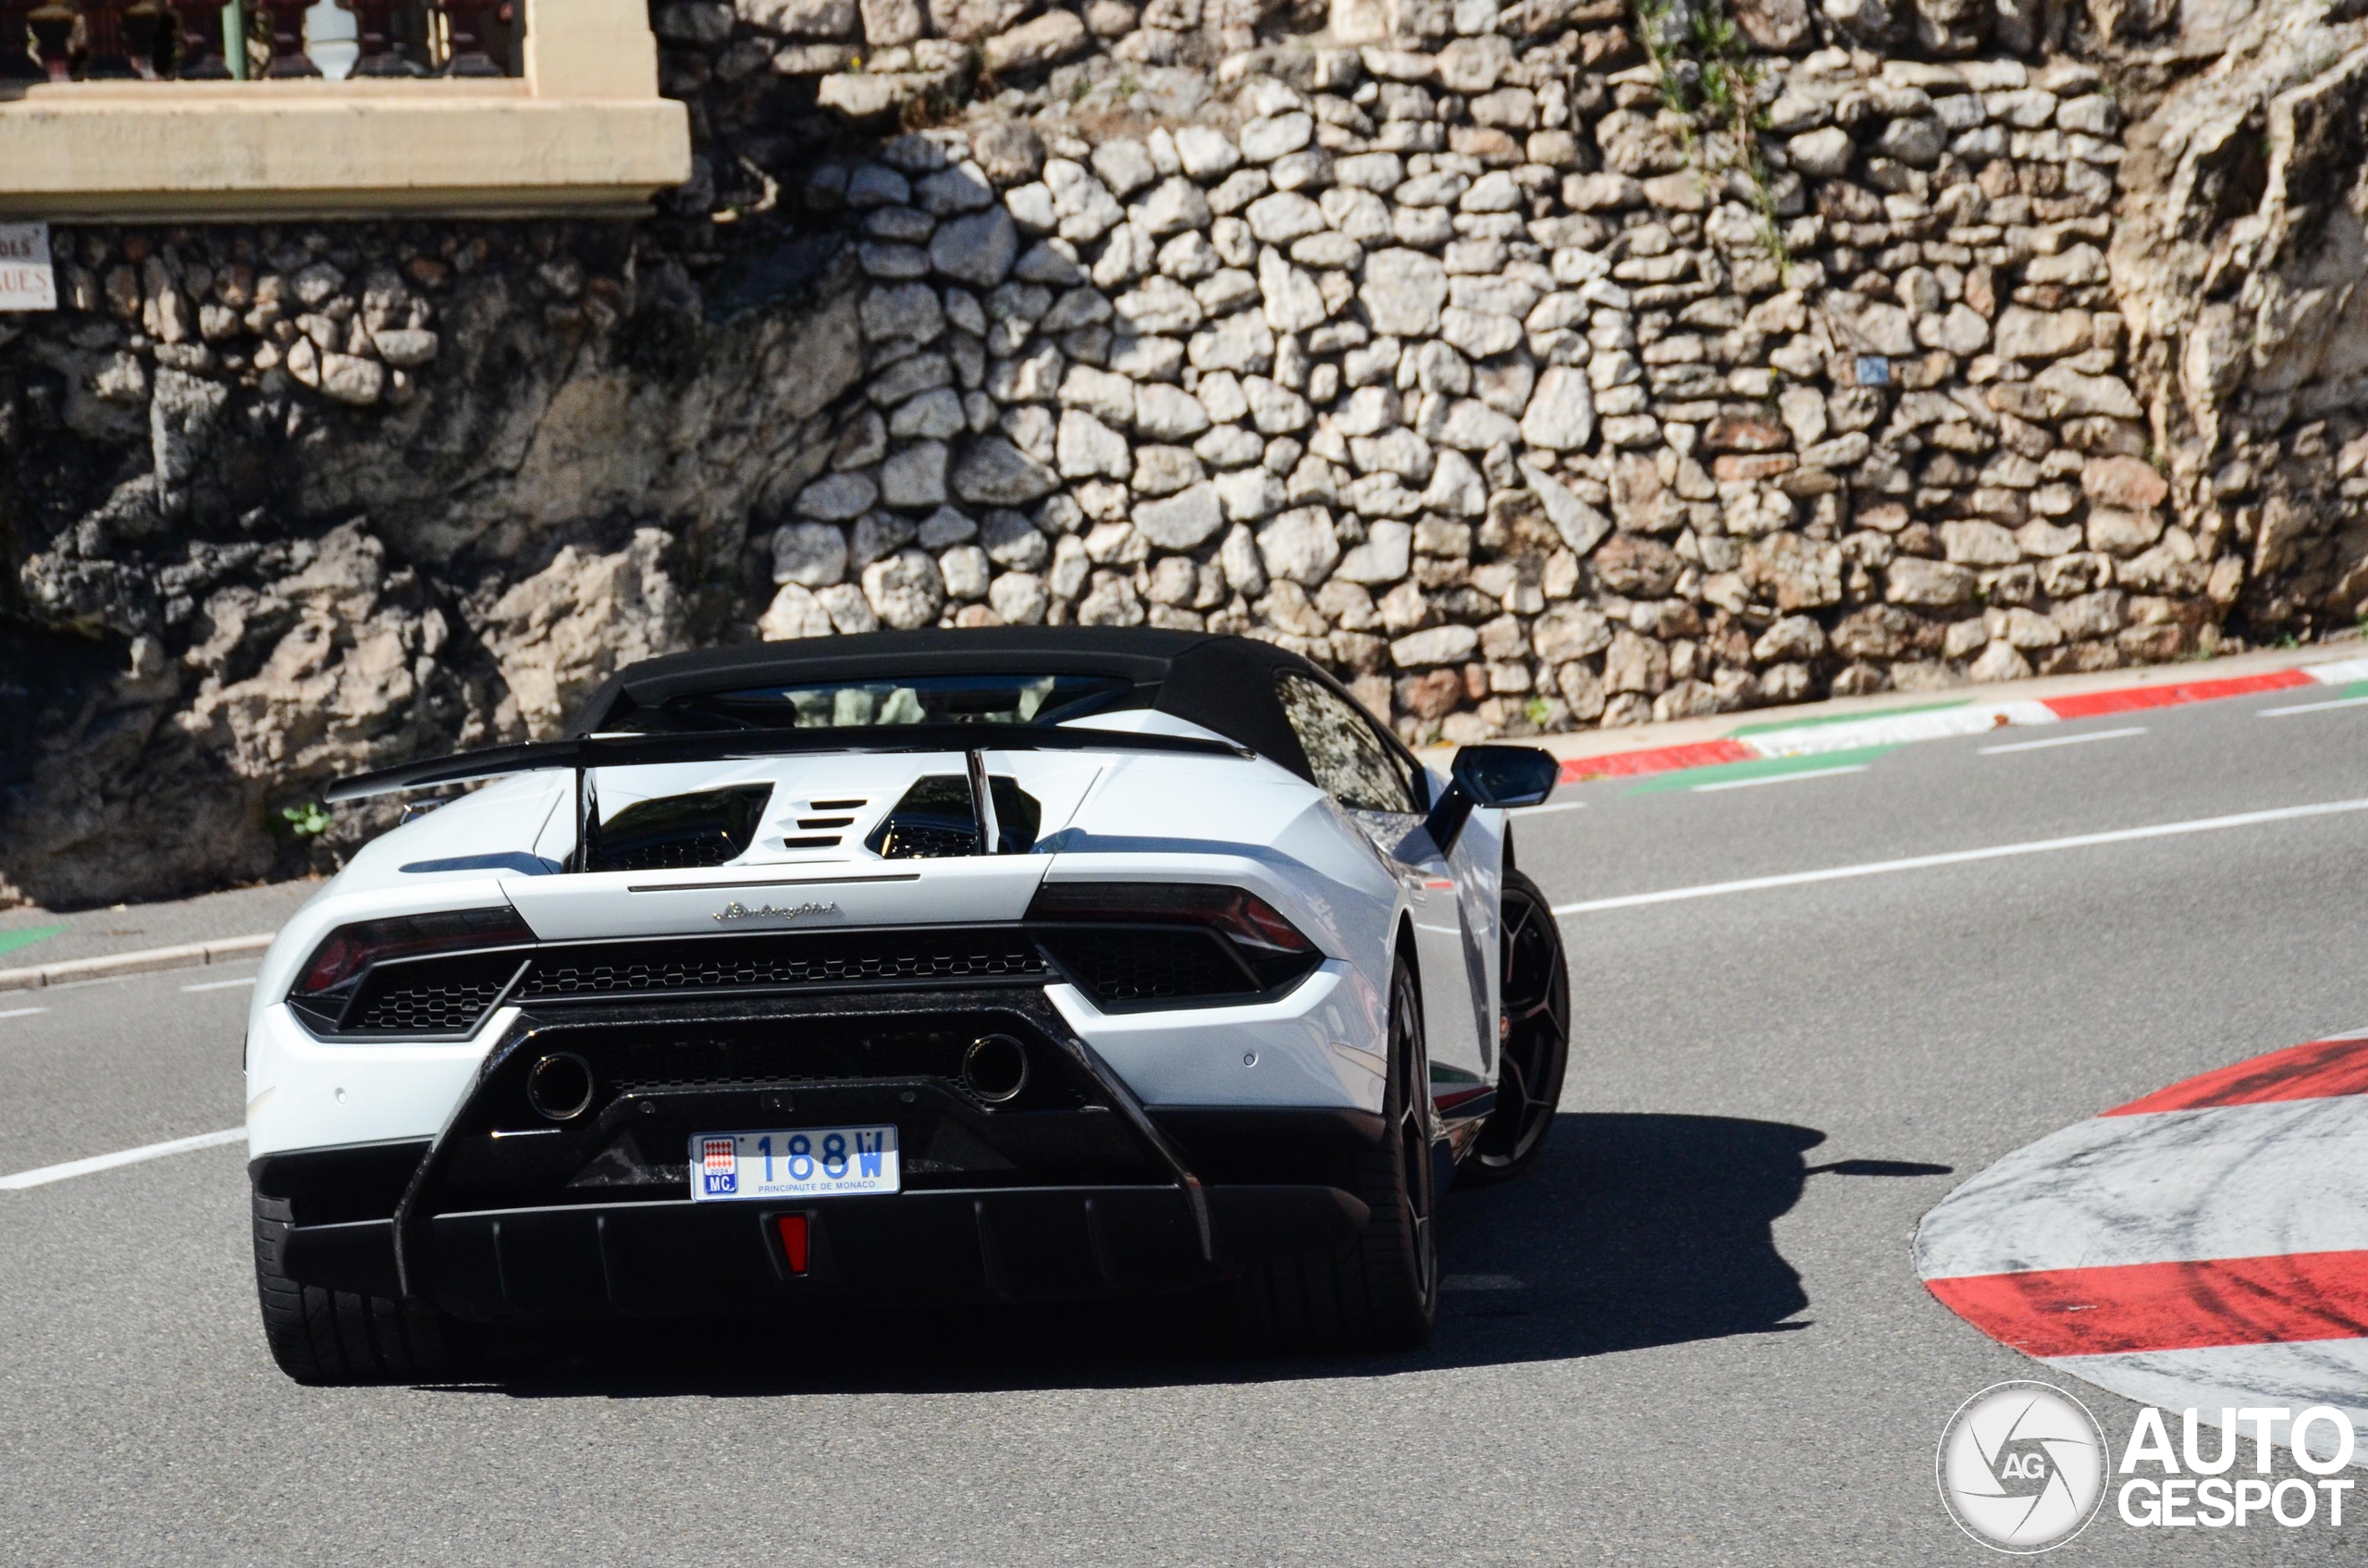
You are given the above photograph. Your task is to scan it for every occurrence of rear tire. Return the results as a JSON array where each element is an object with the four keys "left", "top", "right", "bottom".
[
  {"left": 1462, "top": 868, "right": 1571, "bottom": 1185},
  {"left": 253, "top": 1192, "right": 465, "bottom": 1385},
  {"left": 1235, "top": 949, "right": 1437, "bottom": 1352}
]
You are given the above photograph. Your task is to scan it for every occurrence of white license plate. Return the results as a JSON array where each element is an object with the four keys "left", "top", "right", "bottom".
[{"left": 689, "top": 1125, "right": 900, "bottom": 1200}]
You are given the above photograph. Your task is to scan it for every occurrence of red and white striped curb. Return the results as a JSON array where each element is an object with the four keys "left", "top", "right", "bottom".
[
  {"left": 1560, "top": 655, "right": 2368, "bottom": 784},
  {"left": 1917, "top": 1031, "right": 2368, "bottom": 1467}
]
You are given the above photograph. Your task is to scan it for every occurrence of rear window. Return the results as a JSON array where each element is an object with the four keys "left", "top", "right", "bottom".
[{"left": 607, "top": 673, "right": 1133, "bottom": 733}]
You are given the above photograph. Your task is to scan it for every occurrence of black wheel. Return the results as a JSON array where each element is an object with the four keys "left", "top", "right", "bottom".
[
  {"left": 1462, "top": 868, "right": 1570, "bottom": 1184},
  {"left": 1235, "top": 947, "right": 1438, "bottom": 1352},
  {"left": 253, "top": 1191, "right": 466, "bottom": 1385}
]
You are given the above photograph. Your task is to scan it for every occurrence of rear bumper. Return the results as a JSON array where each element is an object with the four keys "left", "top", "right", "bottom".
[
  {"left": 253, "top": 1006, "right": 1392, "bottom": 1319},
  {"left": 278, "top": 1180, "right": 1370, "bottom": 1318}
]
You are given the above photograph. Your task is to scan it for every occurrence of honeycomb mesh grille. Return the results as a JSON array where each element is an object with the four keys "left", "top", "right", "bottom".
[
  {"left": 343, "top": 953, "right": 526, "bottom": 1034},
  {"left": 513, "top": 930, "right": 1048, "bottom": 1002},
  {"left": 871, "top": 820, "right": 975, "bottom": 858},
  {"left": 596, "top": 835, "right": 746, "bottom": 872},
  {"left": 1037, "top": 927, "right": 1252, "bottom": 1003}
]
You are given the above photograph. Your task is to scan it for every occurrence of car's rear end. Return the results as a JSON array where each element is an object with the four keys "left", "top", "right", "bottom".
[{"left": 243, "top": 648, "right": 1412, "bottom": 1372}]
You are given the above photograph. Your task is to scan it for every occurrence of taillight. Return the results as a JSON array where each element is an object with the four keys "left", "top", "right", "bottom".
[
  {"left": 1027, "top": 883, "right": 1314, "bottom": 952},
  {"left": 293, "top": 906, "right": 535, "bottom": 998},
  {"left": 1025, "top": 883, "right": 1322, "bottom": 1000}
]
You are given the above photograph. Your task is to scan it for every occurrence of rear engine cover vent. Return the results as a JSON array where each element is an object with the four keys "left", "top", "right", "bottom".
[
  {"left": 589, "top": 784, "right": 775, "bottom": 872},
  {"left": 793, "top": 797, "right": 865, "bottom": 837},
  {"left": 868, "top": 775, "right": 975, "bottom": 858},
  {"left": 868, "top": 775, "right": 1042, "bottom": 858}
]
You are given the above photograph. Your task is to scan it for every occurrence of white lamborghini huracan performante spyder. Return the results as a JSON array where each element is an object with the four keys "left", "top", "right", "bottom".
[{"left": 244, "top": 629, "right": 1572, "bottom": 1381}]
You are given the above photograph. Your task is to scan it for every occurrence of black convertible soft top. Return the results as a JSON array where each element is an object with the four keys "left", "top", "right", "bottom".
[
  {"left": 565, "top": 628, "right": 1384, "bottom": 789},
  {"left": 326, "top": 630, "right": 1412, "bottom": 802}
]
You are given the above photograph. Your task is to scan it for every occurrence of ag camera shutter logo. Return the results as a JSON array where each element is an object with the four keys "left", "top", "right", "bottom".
[{"left": 1938, "top": 1381, "right": 2107, "bottom": 1552}]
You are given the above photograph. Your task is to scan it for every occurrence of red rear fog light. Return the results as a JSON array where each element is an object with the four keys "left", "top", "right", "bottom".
[{"left": 776, "top": 1214, "right": 809, "bottom": 1275}]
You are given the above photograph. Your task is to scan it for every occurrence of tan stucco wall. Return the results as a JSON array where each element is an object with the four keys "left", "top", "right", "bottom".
[{"left": 0, "top": 0, "right": 688, "bottom": 219}]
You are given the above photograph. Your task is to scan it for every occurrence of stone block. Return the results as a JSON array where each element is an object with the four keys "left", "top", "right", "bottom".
[
  {"left": 985, "top": 7, "right": 1092, "bottom": 71},
  {"left": 1246, "top": 507, "right": 1340, "bottom": 590},
  {"left": 2081, "top": 454, "right": 2169, "bottom": 512},
  {"left": 2086, "top": 506, "right": 2165, "bottom": 556},
  {"left": 862, "top": 548, "right": 947, "bottom": 628},
  {"left": 1337, "top": 520, "right": 1414, "bottom": 583},
  {"left": 951, "top": 435, "right": 1060, "bottom": 504},
  {"left": 1941, "top": 520, "right": 2020, "bottom": 565},
  {"left": 1884, "top": 555, "right": 1979, "bottom": 607},
  {"left": 1519, "top": 365, "right": 1596, "bottom": 451},
  {"left": 1392, "top": 623, "right": 1481, "bottom": 668},
  {"left": 1135, "top": 482, "right": 1227, "bottom": 549},
  {"left": 1361, "top": 248, "right": 1449, "bottom": 337},
  {"left": 1992, "top": 306, "right": 2088, "bottom": 360}
]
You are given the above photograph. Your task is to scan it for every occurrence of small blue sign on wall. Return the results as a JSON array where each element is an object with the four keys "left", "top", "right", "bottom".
[{"left": 1855, "top": 354, "right": 1891, "bottom": 388}]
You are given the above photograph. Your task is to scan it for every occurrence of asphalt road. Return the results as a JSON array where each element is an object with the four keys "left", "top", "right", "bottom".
[{"left": 6, "top": 687, "right": 2367, "bottom": 1565}]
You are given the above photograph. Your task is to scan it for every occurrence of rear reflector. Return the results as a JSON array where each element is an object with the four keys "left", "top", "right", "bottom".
[{"left": 776, "top": 1214, "right": 810, "bottom": 1274}]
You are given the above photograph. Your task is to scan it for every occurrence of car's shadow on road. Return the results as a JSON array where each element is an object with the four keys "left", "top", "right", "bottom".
[{"left": 468, "top": 1113, "right": 1948, "bottom": 1401}]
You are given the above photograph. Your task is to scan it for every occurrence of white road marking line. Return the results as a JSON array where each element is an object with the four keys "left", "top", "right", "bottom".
[
  {"left": 2259, "top": 695, "right": 2368, "bottom": 717},
  {"left": 1979, "top": 726, "right": 2147, "bottom": 755},
  {"left": 1511, "top": 801, "right": 1586, "bottom": 814},
  {"left": 180, "top": 976, "right": 257, "bottom": 992},
  {"left": 0, "top": 1127, "right": 243, "bottom": 1191},
  {"left": 0, "top": 1006, "right": 47, "bottom": 1019},
  {"left": 1440, "top": 1274, "right": 1525, "bottom": 1290},
  {"left": 1551, "top": 796, "right": 2368, "bottom": 915},
  {"left": 1694, "top": 764, "right": 1868, "bottom": 792}
]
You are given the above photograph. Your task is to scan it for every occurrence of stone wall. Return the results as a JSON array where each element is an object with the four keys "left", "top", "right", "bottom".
[
  {"left": 750, "top": 40, "right": 2199, "bottom": 747},
  {"left": 3, "top": 0, "right": 2363, "bottom": 905}
]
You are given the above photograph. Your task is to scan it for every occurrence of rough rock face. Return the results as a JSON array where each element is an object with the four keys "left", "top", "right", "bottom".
[
  {"left": 478, "top": 529, "right": 691, "bottom": 737},
  {"left": 2105, "top": 0, "right": 2368, "bottom": 634},
  {"left": 4, "top": 0, "right": 2363, "bottom": 905},
  {"left": 2, "top": 225, "right": 864, "bottom": 904}
]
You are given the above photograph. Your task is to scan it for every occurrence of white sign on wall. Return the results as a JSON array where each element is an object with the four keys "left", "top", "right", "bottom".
[{"left": 0, "top": 222, "right": 56, "bottom": 312}]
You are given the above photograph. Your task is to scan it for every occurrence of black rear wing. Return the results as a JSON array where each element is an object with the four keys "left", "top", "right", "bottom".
[{"left": 322, "top": 722, "right": 1253, "bottom": 804}]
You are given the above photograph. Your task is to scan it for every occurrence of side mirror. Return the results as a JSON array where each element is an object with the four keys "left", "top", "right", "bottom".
[
  {"left": 1451, "top": 744, "right": 1560, "bottom": 809},
  {"left": 1418, "top": 744, "right": 1560, "bottom": 857}
]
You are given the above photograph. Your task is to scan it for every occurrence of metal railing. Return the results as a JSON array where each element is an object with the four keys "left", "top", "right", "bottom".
[{"left": 0, "top": 0, "right": 519, "bottom": 81}]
